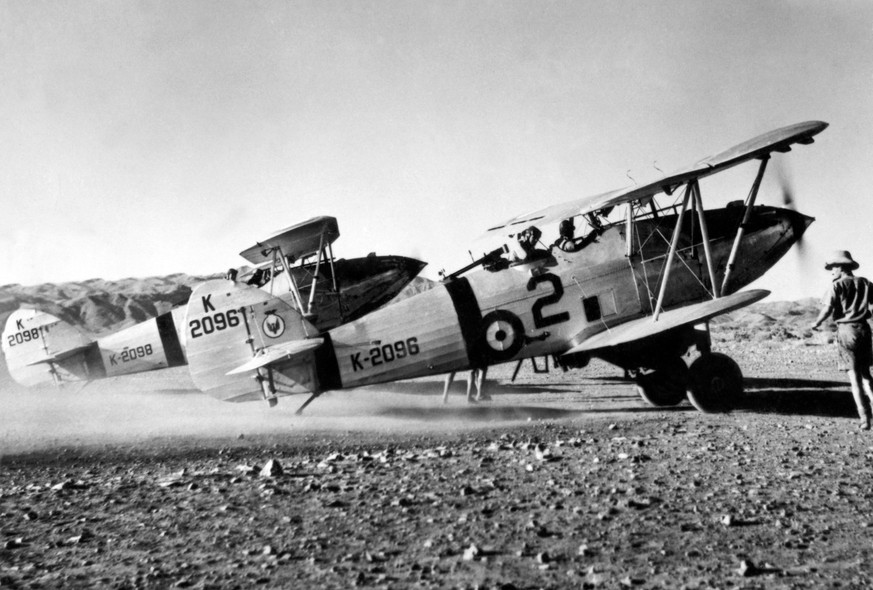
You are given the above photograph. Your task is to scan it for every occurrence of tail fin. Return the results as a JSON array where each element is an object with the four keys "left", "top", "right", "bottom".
[
  {"left": 2, "top": 309, "right": 96, "bottom": 387},
  {"left": 183, "top": 280, "right": 322, "bottom": 404}
]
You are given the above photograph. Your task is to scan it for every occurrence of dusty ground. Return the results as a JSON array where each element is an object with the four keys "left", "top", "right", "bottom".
[{"left": 3, "top": 340, "right": 873, "bottom": 589}]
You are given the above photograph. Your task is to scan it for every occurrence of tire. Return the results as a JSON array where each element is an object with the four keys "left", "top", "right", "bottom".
[
  {"left": 635, "top": 357, "right": 688, "bottom": 407},
  {"left": 686, "top": 353, "right": 743, "bottom": 413}
]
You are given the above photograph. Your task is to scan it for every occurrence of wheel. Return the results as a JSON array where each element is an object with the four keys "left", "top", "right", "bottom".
[
  {"left": 635, "top": 357, "right": 688, "bottom": 407},
  {"left": 686, "top": 353, "right": 743, "bottom": 413}
]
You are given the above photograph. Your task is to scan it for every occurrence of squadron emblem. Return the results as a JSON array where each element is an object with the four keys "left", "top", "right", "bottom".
[{"left": 262, "top": 313, "right": 286, "bottom": 338}]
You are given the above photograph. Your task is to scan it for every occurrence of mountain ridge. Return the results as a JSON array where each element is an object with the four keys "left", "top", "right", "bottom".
[{"left": 0, "top": 274, "right": 436, "bottom": 336}]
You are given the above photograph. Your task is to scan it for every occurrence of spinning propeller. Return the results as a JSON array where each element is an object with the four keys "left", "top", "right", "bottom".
[
  {"left": 774, "top": 157, "right": 808, "bottom": 249},
  {"left": 773, "top": 157, "right": 816, "bottom": 285}
]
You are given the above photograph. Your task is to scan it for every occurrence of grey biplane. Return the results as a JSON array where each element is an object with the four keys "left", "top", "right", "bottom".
[
  {"left": 171, "top": 120, "right": 827, "bottom": 414},
  {"left": 6, "top": 121, "right": 826, "bottom": 415},
  {"left": 2, "top": 216, "right": 425, "bottom": 387}
]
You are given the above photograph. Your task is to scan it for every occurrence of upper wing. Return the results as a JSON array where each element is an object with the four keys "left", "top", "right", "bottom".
[
  {"left": 563, "top": 289, "right": 769, "bottom": 355},
  {"left": 484, "top": 121, "right": 828, "bottom": 236},
  {"left": 239, "top": 216, "right": 340, "bottom": 264}
]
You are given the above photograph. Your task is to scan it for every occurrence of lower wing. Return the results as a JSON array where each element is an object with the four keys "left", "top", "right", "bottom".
[{"left": 563, "top": 289, "right": 769, "bottom": 355}]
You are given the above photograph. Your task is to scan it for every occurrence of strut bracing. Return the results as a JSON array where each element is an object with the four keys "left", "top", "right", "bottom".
[{"left": 722, "top": 156, "right": 769, "bottom": 293}]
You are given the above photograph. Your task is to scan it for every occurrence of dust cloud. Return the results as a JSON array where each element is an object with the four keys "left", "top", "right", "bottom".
[{"left": 0, "top": 365, "right": 608, "bottom": 455}]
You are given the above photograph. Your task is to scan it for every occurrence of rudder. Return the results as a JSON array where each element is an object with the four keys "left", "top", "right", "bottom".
[
  {"left": 183, "top": 279, "right": 321, "bottom": 404},
  {"left": 1, "top": 309, "right": 96, "bottom": 387}
]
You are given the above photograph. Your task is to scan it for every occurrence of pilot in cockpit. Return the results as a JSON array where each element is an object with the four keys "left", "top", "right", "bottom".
[
  {"left": 512, "top": 225, "right": 549, "bottom": 262},
  {"left": 552, "top": 215, "right": 604, "bottom": 253},
  {"left": 246, "top": 267, "right": 269, "bottom": 287},
  {"left": 553, "top": 218, "right": 580, "bottom": 252}
]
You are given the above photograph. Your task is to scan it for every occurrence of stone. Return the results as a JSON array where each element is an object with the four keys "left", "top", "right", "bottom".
[
  {"left": 462, "top": 544, "right": 480, "bottom": 561},
  {"left": 259, "top": 460, "right": 283, "bottom": 478},
  {"left": 737, "top": 559, "right": 758, "bottom": 577}
]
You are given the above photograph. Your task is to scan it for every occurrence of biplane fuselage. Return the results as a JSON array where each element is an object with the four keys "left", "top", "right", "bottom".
[{"left": 323, "top": 204, "right": 810, "bottom": 389}]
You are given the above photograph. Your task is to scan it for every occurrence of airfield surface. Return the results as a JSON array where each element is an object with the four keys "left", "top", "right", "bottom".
[{"left": 3, "top": 340, "right": 873, "bottom": 589}]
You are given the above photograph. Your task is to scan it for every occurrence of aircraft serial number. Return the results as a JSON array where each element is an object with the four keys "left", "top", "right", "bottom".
[
  {"left": 350, "top": 337, "right": 420, "bottom": 372},
  {"left": 189, "top": 310, "right": 241, "bottom": 339},
  {"left": 109, "top": 344, "right": 154, "bottom": 366},
  {"left": 6, "top": 326, "right": 49, "bottom": 347}
]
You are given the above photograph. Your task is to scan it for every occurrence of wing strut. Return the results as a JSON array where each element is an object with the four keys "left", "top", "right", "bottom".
[
  {"left": 690, "top": 180, "right": 720, "bottom": 299},
  {"left": 306, "top": 232, "right": 326, "bottom": 316},
  {"left": 721, "top": 156, "right": 769, "bottom": 293},
  {"left": 652, "top": 184, "right": 692, "bottom": 321},
  {"left": 278, "top": 248, "right": 307, "bottom": 315},
  {"left": 327, "top": 241, "right": 344, "bottom": 322},
  {"left": 625, "top": 204, "right": 634, "bottom": 259}
]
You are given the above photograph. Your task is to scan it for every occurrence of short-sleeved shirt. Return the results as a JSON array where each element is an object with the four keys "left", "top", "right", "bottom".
[{"left": 823, "top": 275, "right": 873, "bottom": 323}]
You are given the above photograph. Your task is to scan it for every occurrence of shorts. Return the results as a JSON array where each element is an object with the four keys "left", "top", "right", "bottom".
[{"left": 836, "top": 321, "right": 873, "bottom": 371}]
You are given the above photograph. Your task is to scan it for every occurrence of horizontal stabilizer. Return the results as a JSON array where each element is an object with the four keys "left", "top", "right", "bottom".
[
  {"left": 564, "top": 290, "right": 769, "bottom": 355},
  {"left": 226, "top": 338, "right": 324, "bottom": 375},
  {"left": 26, "top": 343, "right": 95, "bottom": 366}
]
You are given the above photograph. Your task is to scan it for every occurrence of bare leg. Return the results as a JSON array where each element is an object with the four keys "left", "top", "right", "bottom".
[
  {"left": 475, "top": 367, "right": 490, "bottom": 401},
  {"left": 442, "top": 372, "right": 455, "bottom": 404},
  {"left": 860, "top": 366, "right": 873, "bottom": 409},
  {"left": 466, "top": 370, "right": 476, "bottom": 403},
  {"left": 847, "top": 368, "right": 871, "bottom": 428}
]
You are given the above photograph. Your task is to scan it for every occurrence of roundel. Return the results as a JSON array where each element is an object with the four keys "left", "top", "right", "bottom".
[
  {"left": 479, "top": 310, "right": 525, "bottom": 363},
  {"left": 262, "top": 313, "right": 286, "bottom": 339}
]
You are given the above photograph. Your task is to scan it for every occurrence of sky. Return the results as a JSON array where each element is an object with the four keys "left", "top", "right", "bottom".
[{"left": 1, "top": 0, "right": 872, "bottom": 300}]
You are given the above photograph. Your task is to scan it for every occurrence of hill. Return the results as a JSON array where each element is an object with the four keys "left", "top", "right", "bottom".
[
  {"left": 0, "top": 273, "right": 221, "bottom": 335},
  {"left": 1, "top": 271, "right": 821, "bottom": 342},
  {"left": 0, "top": 273, "right": 438, "bottom": 338}
]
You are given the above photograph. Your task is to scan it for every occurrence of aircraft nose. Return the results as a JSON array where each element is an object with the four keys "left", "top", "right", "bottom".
[
  {"left": 785, "top": 208, "right": 814, "bottom": 240},
  {"left": 400, "top": 256, "right": 428, "bottom": 277}
]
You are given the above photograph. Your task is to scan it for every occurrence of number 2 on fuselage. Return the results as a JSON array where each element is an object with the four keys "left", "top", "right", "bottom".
[{"left": 527, "top": 273, "right": 570, "bottom": 329}]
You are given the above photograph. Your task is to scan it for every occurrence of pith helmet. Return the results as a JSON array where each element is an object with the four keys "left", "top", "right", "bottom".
[{"left": 825, "top": 250, "right": 860, "bottom": 270}]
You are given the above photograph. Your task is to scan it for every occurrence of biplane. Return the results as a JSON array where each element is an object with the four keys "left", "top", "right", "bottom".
[
  {"left": 2, "top": 216, "right": 425, "bottom": 387},
  {"left": 5, "top": 121, "right": 826, "bottom": 415}
]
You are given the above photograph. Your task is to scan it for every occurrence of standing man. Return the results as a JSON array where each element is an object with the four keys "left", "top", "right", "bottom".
[
  {"left": 811, "top": 250, "right": 873, "bottom": 430},
  {"left": 442, "top": 368, "right": 490, "bottom": 404}
]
